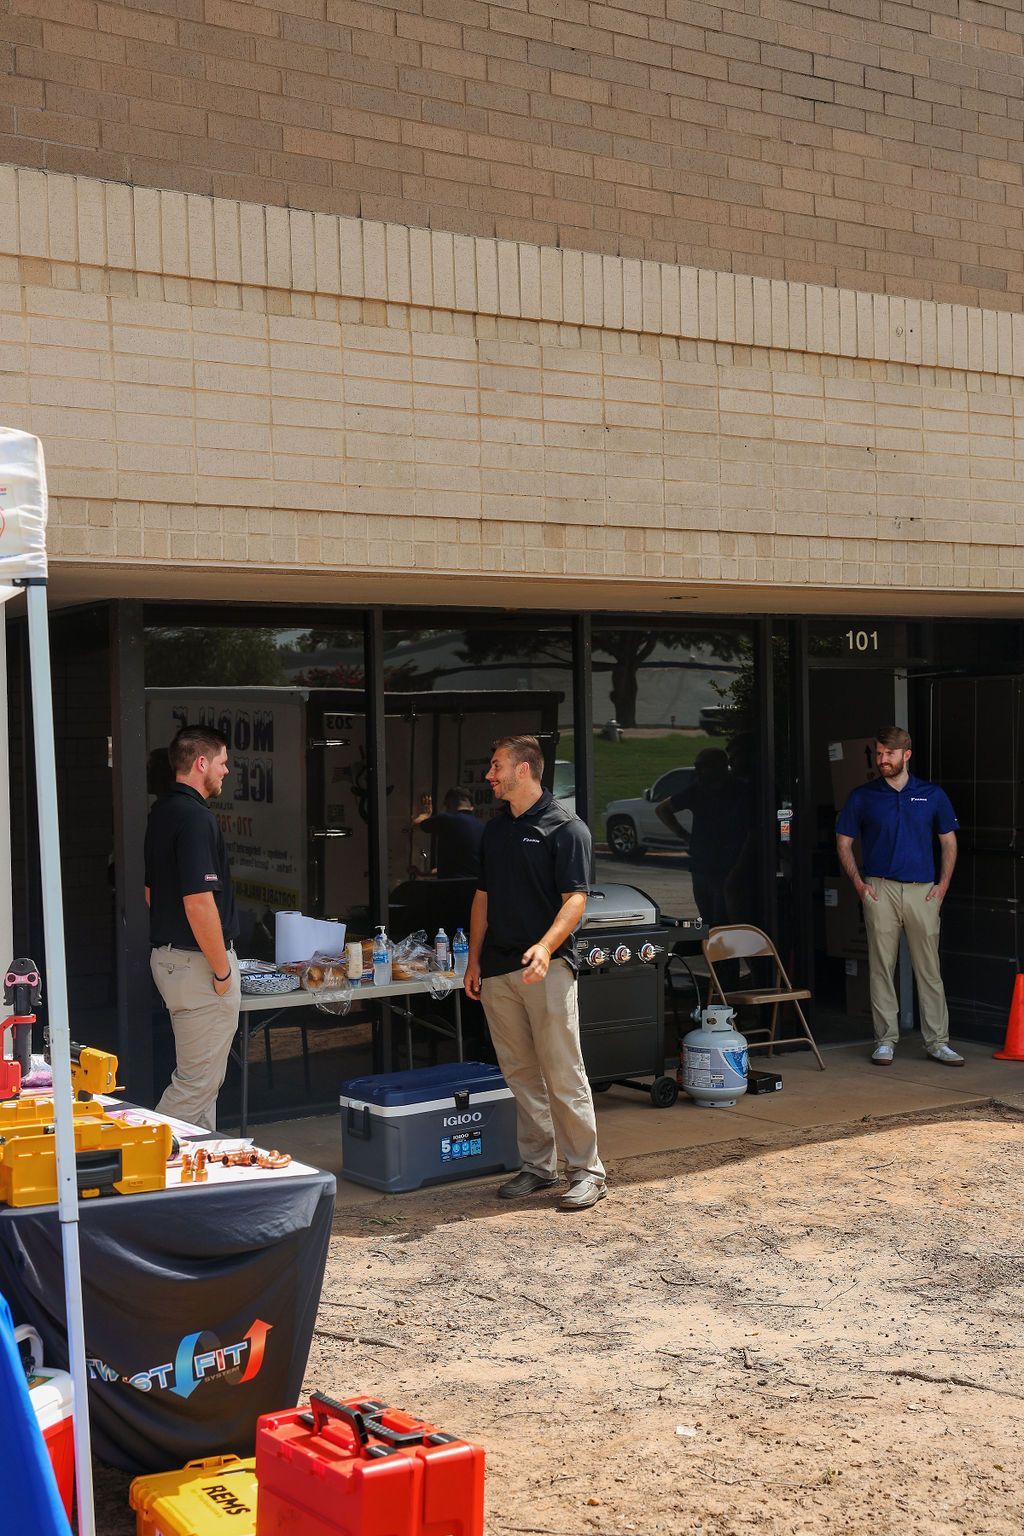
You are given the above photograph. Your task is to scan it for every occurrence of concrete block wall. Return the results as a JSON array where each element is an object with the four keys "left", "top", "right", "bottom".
[
  {"left": 4, "top": 0, "right": 1024, "bottom": 310},
  {"left": 1, "top": 164, "right": 1024, "bottom": 600}
]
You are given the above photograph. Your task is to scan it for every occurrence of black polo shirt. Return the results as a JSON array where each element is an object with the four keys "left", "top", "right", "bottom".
[
  {"left": 477, "top": 790, "right": 592, "bottom": 978},
  {"left": 145, "top": 784, "right": 239, "bottom": 950}
]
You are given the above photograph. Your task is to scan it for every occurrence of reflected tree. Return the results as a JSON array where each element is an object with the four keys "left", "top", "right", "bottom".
[{"left": 144, "top": 627, "right": 287, "bottom": 687}]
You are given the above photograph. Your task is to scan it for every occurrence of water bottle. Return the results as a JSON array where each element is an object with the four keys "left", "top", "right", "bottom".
[
  {"left": 435, "top": 927, "right": 450, "bottom": 970},
  {"left": 372, "top": 924, "right": 392, "bottom": 986},
  {"left": 452, "top": 928, "right": 469, "bottom": 977}
]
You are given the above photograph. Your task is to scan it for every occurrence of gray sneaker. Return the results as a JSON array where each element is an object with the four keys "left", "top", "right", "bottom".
[
  {"left": 497, "top": 1170, "right": 560, "bottom": 1200},
  {"left": 559, "top": 1174, "right": 607, "bottom": 1212},
  {"left": 927, "top": 1043, "right": 965, "bottom": 1066},
  {"left": 871, "top": 1042, "right": 894, "bottom": 1065}
]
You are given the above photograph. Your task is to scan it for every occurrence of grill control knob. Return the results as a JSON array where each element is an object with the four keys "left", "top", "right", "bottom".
[
  {"left": 586, "top": 946, "right": 609, "bottom": 968},
  {"left": 638, "top": 942, "right": 658, "bottom": 963},
  {"left": 612, "top": 945, "right": 632, "bottom": 965}
]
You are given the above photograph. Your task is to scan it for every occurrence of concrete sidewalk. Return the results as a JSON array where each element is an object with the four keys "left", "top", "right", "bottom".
[{"left": 256, "top": 1038, "right": 1024, "bottom": 1207}]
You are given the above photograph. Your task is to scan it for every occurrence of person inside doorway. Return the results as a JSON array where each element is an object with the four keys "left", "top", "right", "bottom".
[
  {"left": 655, "top": 747, "right": 752, "bottom": 929},
  {"left": 836, "top": 725, "right": 963, "bottom": 1067},
  {"left": 412, "top": 786, "right": 484, "bottom": 879}
]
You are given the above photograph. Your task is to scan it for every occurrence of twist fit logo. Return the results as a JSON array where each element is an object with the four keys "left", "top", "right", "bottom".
[{"left": 87, "top": 1319, "right": 271, "bottom": 1399}]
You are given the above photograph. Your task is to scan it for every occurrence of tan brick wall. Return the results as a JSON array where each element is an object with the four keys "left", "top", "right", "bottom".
[
  {"left": 2, "top": 165, "right": 1024, "bottom": 605},
  {"left": 4, "top": 0, "right": 1024, "bottom": 311}
]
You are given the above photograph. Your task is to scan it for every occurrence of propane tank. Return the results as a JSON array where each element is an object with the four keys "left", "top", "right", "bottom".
[{"left": 681, "top": 1004, "right": 748, "bottom": 1108}]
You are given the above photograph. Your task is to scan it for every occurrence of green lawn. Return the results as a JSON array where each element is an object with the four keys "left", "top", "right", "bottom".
[{"left": 558, "top": 731, "right": 709, "bottom": 817}]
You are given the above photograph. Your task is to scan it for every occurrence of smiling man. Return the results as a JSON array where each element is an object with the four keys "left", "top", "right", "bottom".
[
  {"left": 464, "top": 735, "right": 605, "bottom": 1211},
  {"left": 836, "top": 725, "right": 962, "bottom": 1067},
  {"left": 145, "top": 725, "right": 241, "bottom": 1129}
]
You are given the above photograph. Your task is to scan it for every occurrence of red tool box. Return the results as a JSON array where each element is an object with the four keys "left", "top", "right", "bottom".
[{"left": 255, "top": 1393, "right": 484, "bottom": 1536}]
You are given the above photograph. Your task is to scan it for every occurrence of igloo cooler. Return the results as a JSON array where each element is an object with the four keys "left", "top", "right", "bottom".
[{"left": 338, "top": 1062, "right": 519, "bottom": 1192}]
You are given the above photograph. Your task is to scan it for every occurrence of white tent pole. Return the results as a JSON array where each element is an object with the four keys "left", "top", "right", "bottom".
[
  {"left": 24, "top": 579, "right": 96, "bottom": 1536},
  {"left": 0, "top": 611, "right": 13, "bottom": 1035}
]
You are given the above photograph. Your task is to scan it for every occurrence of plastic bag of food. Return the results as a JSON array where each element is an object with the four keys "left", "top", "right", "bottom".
[
  {"left": 392, "top": 929, "right": 447, "bottom": 982},
  {"left": 301, "top": 951, "right": 349, "bottom": 991}
]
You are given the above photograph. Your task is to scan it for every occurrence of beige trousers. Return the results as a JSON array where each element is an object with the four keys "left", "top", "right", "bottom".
[
  {"left": 480, "top": 961, "right": 604, "bottom": 1181},
  {"left": 861, "top": 879, "right": 949, "bottom": 1049},
  {"left": 151, "top": 946, "right": 241, "bottom": 1131}
]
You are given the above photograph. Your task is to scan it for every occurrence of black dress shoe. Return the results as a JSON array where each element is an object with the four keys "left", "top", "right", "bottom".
[{"left": 497, "top": 1170, "right": 560, "bottom": 1199}]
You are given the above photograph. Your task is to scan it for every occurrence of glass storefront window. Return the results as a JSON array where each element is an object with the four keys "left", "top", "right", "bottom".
[
  {"left": 381, "top": 620, "right": 575, "bottom": 938},
  {"left": 590, "top": 624, "right": 760, "bottom": 930},
  {"left": 144, "top": 620, "right": 368, "bottom": 947}
]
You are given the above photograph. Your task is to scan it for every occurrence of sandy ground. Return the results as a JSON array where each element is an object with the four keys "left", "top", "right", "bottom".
[{"left": 95, "top": 1102, "right": 1024, "bottom": 1534}]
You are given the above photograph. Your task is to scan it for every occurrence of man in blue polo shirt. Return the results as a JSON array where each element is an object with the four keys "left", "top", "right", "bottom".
[{"left": 836, "top": 725, "right": 962, "bottom": 1067}]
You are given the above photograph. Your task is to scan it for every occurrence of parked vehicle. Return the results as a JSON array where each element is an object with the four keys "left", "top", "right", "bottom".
[
  {"left": 553, "top": 758, "right": 576, "bottom": 815},
  {"left": 604, "top": 767, "right": 695, "bottom": 859}
]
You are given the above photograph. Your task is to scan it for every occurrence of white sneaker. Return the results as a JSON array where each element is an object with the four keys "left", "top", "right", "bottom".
[
  {"left": 927, "top": 1043, "right": 965, "bottom": 1066},
  {"left": 871, "top": 1042, "right": 894, "bottom": 1065}
]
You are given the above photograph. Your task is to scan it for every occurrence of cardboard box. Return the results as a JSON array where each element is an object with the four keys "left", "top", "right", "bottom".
[
  {"left": 823, "top": 877, "right": 868, "bottom": 959},
  {"left": 844, "top": 956, "right": 874, "bottom": 1023},
  {"left": 828, "top": 737, "right": 879, "bottom": 814}
]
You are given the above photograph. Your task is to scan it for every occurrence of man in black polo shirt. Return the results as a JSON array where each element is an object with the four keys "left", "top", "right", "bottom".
[
  {"left": 145, "top": 725, "right": 241, "bottom": 1130},
  {"left": 464, "top": 735, "right": 605, "bottom": 1211}
]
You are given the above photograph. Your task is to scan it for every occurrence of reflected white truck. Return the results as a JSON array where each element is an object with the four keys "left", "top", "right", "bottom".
[{"left": 604, "top": 767, "right": 695, "bottom": 860}]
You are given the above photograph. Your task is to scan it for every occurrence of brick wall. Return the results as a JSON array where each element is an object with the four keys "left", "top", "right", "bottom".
[
  {"left": 4, "top": 0, "right": 1024, "bottom": 310},
  {"left": 2, "top": 166, "right": 1024, "bottom": 602}
]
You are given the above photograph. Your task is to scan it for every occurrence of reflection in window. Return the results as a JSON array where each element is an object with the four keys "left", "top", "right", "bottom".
[
  {"left": 591, "top": 627, "right": 759, "bottom": 928},
  {"left": 381, "top": 622, "right": 575, "bottom": 937},
  {"left": 143, "top": 621, "right": 368, "bottom": 949}
]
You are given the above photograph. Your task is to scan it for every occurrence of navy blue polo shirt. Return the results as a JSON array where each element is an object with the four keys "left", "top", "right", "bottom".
[{"left": 836, "top": 774, "right": 959, "bottom": 884}]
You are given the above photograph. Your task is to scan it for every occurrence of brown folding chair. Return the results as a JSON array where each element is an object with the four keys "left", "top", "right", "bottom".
[{"left": 702, "top": 924, "right": 825, "bottom": 1070}]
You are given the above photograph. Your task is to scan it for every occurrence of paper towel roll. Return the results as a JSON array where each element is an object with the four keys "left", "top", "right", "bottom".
[{"left": 275, "top": 911, "right": 347, "bottom": 965}]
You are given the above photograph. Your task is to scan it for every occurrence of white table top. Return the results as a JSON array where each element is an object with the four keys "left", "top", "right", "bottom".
[{"left": 239, "top": 973, "right": 462, "bottom": 1012}]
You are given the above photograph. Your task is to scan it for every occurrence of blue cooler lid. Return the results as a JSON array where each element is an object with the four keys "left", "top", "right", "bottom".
[{"left": 339, "top": 1061, "right": 507, "bottom": 1107}]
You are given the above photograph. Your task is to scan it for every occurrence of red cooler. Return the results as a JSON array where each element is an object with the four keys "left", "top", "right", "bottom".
[
  {"left": 255, "top": 1393, "right": 484, "bottom": 1536},
  {"left": 17, "top": 1325, "right": 75, "bottom": 1522}
]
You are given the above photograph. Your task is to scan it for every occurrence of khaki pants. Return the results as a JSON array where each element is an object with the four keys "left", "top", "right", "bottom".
[
  {"left": 861, "top": 879, "right": 949, "bottom": 1049},
  {"left": 480, "top": 961, "right": 604, "bottom": 1181},
  {"left": 151, "top": 947, "right": 241, "bottom": 1131}
]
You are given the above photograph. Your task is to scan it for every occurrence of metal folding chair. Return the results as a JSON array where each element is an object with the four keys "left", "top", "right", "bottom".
[{"left": 703, "top": 924, "right": 825, "bottom": 1070}]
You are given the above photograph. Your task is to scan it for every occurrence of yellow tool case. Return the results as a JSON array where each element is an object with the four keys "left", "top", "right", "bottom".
[
  {"left": 0, "top": 1097, "right": 98, "bottom": 1131},
  {"left": 0, "top": 1111, "right": 172, "bottom": 1206},
  {"left": 129, "top": 1455, "right": 258, "bottom": 1536}
]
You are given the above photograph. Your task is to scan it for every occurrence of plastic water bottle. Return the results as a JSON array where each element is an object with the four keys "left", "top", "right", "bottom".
[
  {"left": 435, "top": 927, "right": 450, "bottom": 971},
  {"left": 372, "top": 925, "right": 392, "bottom": 986},
  {"left": 452, "top": 928, "right": 469, "bottom": 977}
]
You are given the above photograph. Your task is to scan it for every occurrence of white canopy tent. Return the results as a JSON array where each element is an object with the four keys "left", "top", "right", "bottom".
[{"left": 0, "top": 427, "right": 95, "bottom": 1535}]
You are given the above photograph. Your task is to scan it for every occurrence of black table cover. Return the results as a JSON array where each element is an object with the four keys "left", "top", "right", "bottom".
[{"left": 0, "top": 1168, "right": 335, "bottom": 1473}]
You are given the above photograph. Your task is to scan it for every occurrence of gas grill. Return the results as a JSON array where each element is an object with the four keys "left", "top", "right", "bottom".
[{"left": 575, "top": 883, "right": 698, "bottom": 1108}]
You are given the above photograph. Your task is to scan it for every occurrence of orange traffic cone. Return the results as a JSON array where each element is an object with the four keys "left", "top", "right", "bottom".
[{"left": 994, "top": 974, "right": 1024, "bottom": 1060}]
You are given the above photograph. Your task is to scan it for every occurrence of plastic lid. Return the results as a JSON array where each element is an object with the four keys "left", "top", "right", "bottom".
[{"left": 339, "top": 1061, "right": 507, "bottom": 1107}]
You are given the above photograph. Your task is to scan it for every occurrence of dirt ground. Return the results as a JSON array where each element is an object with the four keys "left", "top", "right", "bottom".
[{"left": 95, "top": 1102, "right": 1024, "bottom": 1534}]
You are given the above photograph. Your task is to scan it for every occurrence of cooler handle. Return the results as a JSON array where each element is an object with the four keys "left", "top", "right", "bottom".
[
  {"left": 13, "top": 1323, "right": 43, "bottom": 1374},
  {"left": 310, "top": 1392, "right": 370, "bottom": 1445},
  {"left": 346, "top": 1105, "right": 371, "bottom": 1140}
]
